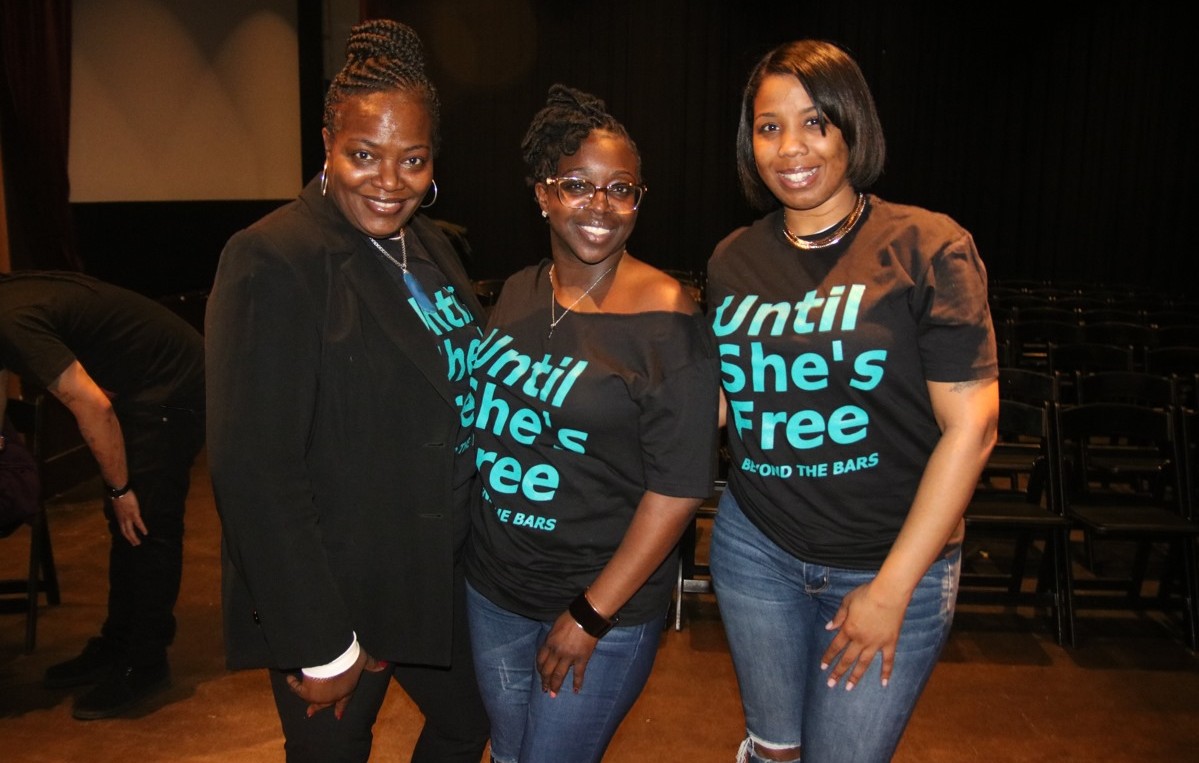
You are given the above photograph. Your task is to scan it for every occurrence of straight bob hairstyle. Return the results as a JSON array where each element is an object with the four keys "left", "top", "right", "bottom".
[{"left": 735, "top": 40, "right": 886, "bottom": 211}]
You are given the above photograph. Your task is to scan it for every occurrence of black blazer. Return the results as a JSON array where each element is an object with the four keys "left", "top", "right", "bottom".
[{"left": 205, "top": 177, "right": 485, "bottom": 670}]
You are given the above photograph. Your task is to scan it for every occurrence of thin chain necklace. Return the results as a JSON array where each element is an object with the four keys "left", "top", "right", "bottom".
[
  {"left": 547, "top": 260, "right": 618, "bottom": 339},
  {"left": 368, "top": 229, "right": 438, "bottom": 313},
  {"left": 781, "top": 192, "right": 866, "bottom": 250},
  {"left": 367, "top": 228, "right": 409, "bottom": 272}
]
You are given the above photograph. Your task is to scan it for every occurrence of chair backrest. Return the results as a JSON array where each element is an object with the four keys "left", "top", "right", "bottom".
[
  {"left": 1, "top": 402, "right": 41, "bottom": 535},
  {"left": 1053, "top": 294, "right": 1110, "bottom": 313},
  {"left": 1182, "top": 405, "right": 1197, "bottom": 518},
  {"left": 986, "top": 397, "right": 1061, "bottom": 512},
  {"left": 1145, "top": 346, "right": 1199, "bottom": 376},
  {"left": 1154, "top": 324, "right": 1199, "bottom": 349},
  {"left": 1148, "top": 310, "right": 1199, "bottom": 328},
  {"left": 7, "top": 392, "right": 97, "bottom": 501},
  {"left": 1016, "top": 306, "right": 1081, "bottom": 325},
  {"left": 4, "top": 398, "right": 44, "bottom": 473},
  {"left": 998, "top": 367, "right": 1059, "bottom": 405},
  {"left": 1048, "top": 342, "right": 1135, "bottom": 376},
  {"left": 1056, "top": 402, "right": 1186, "bottom": 514},
  {"left": 1081, "top": 321, "right": 1157, "bottom": 349},
  {"left": 1073, "top": 370, "right": 1177, "bottom": 409},
  {"left": 1012, "top": 320, "right": 1086, "bottom": 370},
  {"left": 471, "top": 278, "right": 507, "bottom": 308},
  {"left": 1081, "top": 308, "right": 1147, "bottom": 326}
]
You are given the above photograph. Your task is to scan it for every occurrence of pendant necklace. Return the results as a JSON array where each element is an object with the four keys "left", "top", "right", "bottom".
[
  {"left": 367, "top": 230, "right": 437, "bottom": 312},
  {"left": 547, "top": 260, "right": 618, "bottom": 339},
  {"left": 781, "top": 192, "right": 866, "bottom": 250}
]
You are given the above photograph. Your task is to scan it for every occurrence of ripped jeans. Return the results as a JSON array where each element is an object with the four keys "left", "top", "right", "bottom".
[{"left": 710, "top": 489, "right": 959, "bottom": 763}]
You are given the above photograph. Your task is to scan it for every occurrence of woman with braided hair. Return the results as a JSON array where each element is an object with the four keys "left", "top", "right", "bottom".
[
  {"left": 206, "top": 19, "right": 489, "bottom": 762},
  {"left": 463, "top": 84, "right": 720, "bottom": 762}
]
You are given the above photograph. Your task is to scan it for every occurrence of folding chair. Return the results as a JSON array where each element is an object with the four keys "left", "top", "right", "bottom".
[
  {"left": 961, "top": 396, "right": 1074, "bottom": 645},
  {"left": 1056, "top": 402, "right": 1199, "bottom": 649},
  {"left": 0, "top": 396, "right": 62, "bottom": 652}
]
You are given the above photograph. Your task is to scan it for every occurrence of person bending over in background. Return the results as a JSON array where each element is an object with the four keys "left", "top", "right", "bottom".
[{"left": 0, "top": 270, "right": 204, "bottom": 721}]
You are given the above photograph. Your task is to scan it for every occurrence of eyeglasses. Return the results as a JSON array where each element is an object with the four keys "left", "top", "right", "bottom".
[{"left": 545, "top": 177, "right": 647, "bottom": 212}]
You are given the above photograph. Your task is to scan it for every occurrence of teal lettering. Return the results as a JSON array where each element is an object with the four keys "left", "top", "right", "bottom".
[
  {"left": 850, "top": 350, "right": 887, "bottom": 390},
  {"left": 475, "top": 446, "right": 561, "bottom": 501},
  {"left": 557, "top": 428, "right": 589, "bottom": 454},
  {"left": 828, "top": 405, "right": 868, "bottom": 444},
  {"left": 719, "top": 343, "right": 746, "bottom": 393}
]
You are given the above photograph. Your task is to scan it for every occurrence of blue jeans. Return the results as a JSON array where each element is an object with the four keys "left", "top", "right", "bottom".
[
  {"left": 465, "top": 581, "right": 663, "bottom": 763},
  {"left": 709, "top": 489, "right": 960, "bottom": 763}
]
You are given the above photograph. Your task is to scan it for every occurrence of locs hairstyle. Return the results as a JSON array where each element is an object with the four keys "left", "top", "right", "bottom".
[
  {"left": 322, "top": 19, "right": 442, "bottom": 153},
  {"left": 735, "top": 39, "right": 886, "bottom": 211},
  {"left": 520, "top": 84, "right": 642, "bottom": 188}
]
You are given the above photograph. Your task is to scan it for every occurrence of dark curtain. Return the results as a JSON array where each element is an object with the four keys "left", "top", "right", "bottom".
[
  {"left": 0, "top": 0, "right": 78, "bottom": 272},
  {"left": 358, "top": 1, "right": 1197, "bottom": 295}
]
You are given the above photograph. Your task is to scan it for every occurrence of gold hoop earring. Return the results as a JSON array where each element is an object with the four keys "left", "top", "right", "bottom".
[
  {"left": 320, "top": 160, "right": 329, "bottom": 196},
  {"left": 420, "top": 179, "right": 438, "bottom": 208}
]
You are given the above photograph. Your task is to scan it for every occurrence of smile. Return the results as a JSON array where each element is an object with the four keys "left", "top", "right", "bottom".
[
  {"left": 579, "top": 223, "right": 614, "bottom": 239},
  {"left": 364, "top": 197, "right": 406, "bottom": 213},
  {"left": 779, "top": 167, "right": 818, "bottom": 185}
]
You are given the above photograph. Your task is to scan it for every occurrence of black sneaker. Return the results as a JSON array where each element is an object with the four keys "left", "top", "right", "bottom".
[
  {"left": 44, "top": 637, "right": 119, "bottom": 689},
  {"left": 71, "top": 661, "right": 171, "bottom": 721}
]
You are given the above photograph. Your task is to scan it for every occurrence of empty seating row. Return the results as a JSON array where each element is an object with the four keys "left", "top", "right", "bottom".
[{"left": 960, "top": 368, "right": 1199, "bottom": 649}]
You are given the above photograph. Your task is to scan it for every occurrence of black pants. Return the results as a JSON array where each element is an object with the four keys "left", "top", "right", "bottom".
[
  {"left": 100, "top": 405, "right": 205, "bottom": 667},
  {"left": 269, "top": 565, "right": 490, "bottom": 763}
]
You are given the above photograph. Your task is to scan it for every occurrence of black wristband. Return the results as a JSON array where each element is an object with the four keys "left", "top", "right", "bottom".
[
  {"left": 106, "top": 481, "right": 133, "bottom": 500},
  {"left": 568, "top": 590, "right": 618, "bottom": 638}
]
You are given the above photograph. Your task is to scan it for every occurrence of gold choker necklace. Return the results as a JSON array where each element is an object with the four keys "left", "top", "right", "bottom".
[{"left": 781, "top": 193, "right": 866, "bottom": 250}]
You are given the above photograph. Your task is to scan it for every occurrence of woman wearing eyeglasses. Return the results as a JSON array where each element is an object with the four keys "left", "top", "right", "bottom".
[{"left": 464, "top": 84, "right": 720, "bottom": 763}]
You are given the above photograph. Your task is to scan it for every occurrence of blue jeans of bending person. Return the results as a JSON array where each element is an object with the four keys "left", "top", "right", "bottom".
[
  {"left": 465, "top": 581, "right": 663, "bottom": 763},
  {"left": 709, "top": 488, "right": 960, "bottom": 763}
]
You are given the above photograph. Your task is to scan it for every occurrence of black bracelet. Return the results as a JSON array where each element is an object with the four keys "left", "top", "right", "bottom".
[
  {"left": 568, "top": 589, "right": 618, "bottom": 638},
  {"left": 106, "top": 480, "right": 133, "bottom": 500}
]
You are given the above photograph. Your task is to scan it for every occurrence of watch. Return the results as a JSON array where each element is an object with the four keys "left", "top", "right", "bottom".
[{"left": 107, "top": 481, "right": 133, "bottom": 500}]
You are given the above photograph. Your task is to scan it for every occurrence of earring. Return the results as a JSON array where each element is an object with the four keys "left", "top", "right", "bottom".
[
  {"left": 541, "top": 210, "right": 548, "bottom": 219},
  {"left": 320, "top": 160, "right": 329, "bottom": 196},
  {"left": 420, "top": 179, "right": 439, "bottom": 208}
]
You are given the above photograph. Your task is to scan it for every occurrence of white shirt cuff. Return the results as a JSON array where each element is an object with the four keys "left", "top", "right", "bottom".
[{"left": 300, "top": 632, "right": 359, "bottom": 679}]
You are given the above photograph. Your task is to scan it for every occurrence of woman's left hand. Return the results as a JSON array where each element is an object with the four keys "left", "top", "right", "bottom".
[
  {"left": 286, "top": 649, "right": 388, "bottom": 719},
  {"left": 537, "top": 611, "right": 599, "bottom": 697},
  {"left": 820, "top": 580, "right": 908, "bottom": 691}
]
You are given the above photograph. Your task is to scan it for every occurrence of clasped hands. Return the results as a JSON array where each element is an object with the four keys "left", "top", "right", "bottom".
[{"left": 285, "top": 647, "right": 389, "bottom": 719}]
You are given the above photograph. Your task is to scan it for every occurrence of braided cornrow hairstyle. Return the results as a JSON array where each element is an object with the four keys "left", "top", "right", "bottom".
[
  {"left": 323, "top": 19, "right": 441, "bottom": 151},
  {"left": 520, "top": 84, "right": 641, "bottom": 187}
]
